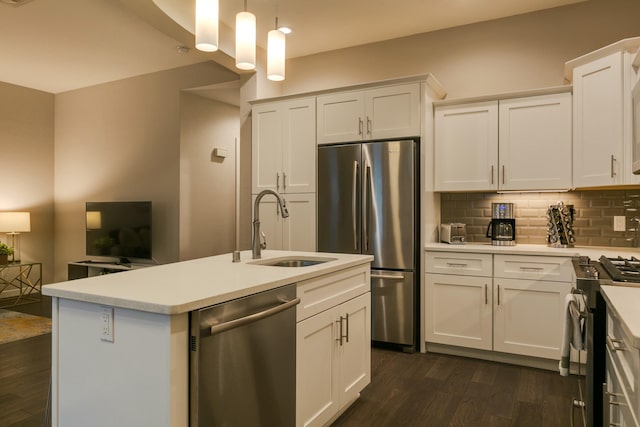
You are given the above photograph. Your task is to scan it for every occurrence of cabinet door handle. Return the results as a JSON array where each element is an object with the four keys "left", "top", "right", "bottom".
[
  {"left": 358, "top": 118, "right": 363, "bottom": 136},
  {"left": 276, "top": 172, "right": 280, "bottom": 191},
  {"left": 485, "top": 284, "right": 488, "bottom": 305},
  {"left": 502, "top": 165, "right": 505, "bottom": 185},
  {"left": 336, "top": 315, "right": 349, "bottom": 346},
  {"left": 283, "top": 172, "right": 287, "bottom": 191},
  {"left": 491, "top": 165, "right": 494, "bottom": 185},
  {"left": 611, "top": 155, "right": 617, "bottom": 178},
  {"left": 345, "top": 313, "right": 350, "bottom": 343},
  {"left": 366, "top": 117, "right": 371, "bottom": 136},
  {"left": 497, "top": 285, "right": 501, "bottom": 306}
]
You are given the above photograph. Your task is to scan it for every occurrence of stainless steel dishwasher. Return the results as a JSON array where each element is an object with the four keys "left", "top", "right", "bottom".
[{"left": 189, "top": 284, "right": 299, "bottom": 427}]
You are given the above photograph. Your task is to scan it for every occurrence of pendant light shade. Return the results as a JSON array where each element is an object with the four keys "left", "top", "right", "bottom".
[
  {"left": 267, "top": 28, "right": 286, "bottom": 81},
  {"left": 195, "top": 0, "right": 219, "bottom": 52},
  {"left": 235, "top": 10, "right": 256, "bottom": 70}
]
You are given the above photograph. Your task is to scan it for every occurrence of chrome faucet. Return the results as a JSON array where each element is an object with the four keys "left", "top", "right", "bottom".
[{"left": 252, "top": 189, "right": 289, "bottom": 259}]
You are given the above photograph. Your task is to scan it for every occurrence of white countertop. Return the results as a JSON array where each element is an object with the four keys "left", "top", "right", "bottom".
[
  {"left": 43, "top": 250, "right": 373, "bottom": 315},
  {"left": 601, "top": 285, "right": 640, "bottom": 349},
  {"left": 425, "top": 242, "right": 640, "bottom": 259}
]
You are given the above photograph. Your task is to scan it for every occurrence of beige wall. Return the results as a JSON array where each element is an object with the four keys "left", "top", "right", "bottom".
[
  {"left": 53, "top": 62, "right": 238, "bottom": 282},
  {"left": 280, "top": 0, "right": 640, "bottom": 99},
  {"left": 0, "top": 82, "right": 54, "bottom": 283},
  {"left": 179, "top": 93, "right": 239, "bottom": 260}
]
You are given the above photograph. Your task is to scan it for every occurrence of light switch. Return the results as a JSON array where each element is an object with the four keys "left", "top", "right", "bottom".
[{"left": 614, "top": 216, "right": 626, "bottom": 232}]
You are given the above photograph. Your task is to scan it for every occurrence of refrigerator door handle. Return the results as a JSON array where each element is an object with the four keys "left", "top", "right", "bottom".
[
  {"left": 363, "top": 161, "right": 371, "bottom": 252},
  {"left": 352, "top": 161, "right": 359, "bottom": 251},
  {"left": 371, "top": 273, "right": 405, "bottom": 280}
]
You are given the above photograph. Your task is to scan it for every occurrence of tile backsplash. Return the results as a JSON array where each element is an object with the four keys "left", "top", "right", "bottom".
[{"left": 440, "top": 190, "right": 640, "bottom": 248}]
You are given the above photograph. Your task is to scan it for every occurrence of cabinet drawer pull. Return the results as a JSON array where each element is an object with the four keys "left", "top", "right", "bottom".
[
  {"left": 446, "top": 262, "right": 468, "bottom": 268},
  {"left": 606, "top": 336, "right": 627, "bottom": 352},
  {"left": 519, "top": 266, "right": 544, "bottom": 271}
]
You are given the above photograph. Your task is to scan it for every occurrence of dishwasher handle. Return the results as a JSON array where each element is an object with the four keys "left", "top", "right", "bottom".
[{"left": 209, "top": 297, "right": 300, "bottom": 336}]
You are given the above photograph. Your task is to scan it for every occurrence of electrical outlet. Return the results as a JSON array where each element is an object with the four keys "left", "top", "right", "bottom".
[
  {"left": 614, "top": 216, "right": 626, "bottom": 232},
  {"left": 100, "top": 307, "right": 114, "bottom": 342}
]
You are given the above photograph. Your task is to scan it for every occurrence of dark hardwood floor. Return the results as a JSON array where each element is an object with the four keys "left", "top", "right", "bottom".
[
  {"left": 0, "top": 296, "right": 52, "bottom": 427},
  {"left": 0, "top": 297, "right": 583, "bottom": 427},
  {"left": 333, "top": 347, "right": 584, "bottom": 427}
]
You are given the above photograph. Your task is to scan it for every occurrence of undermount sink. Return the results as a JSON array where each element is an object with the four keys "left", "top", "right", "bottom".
[{"left": 250, "top": 256, "right": 336, "bottom": 267}]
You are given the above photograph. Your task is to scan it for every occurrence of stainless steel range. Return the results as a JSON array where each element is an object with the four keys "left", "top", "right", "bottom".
[{"left": 572, "top": 255, "right": 640, "bottom": 427}]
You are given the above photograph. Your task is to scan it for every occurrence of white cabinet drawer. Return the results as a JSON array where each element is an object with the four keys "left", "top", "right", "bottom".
[
  {"left": 607, "top": 309, "right": 640, "bottom": 416},
  {"left": 297, "top": 265, "right": 370, "bottom": 322},
  {"left": 425, "top": 252, "right": 492, "bottom": 277},
  {"left": 493, "top": 255, "right": 573, "bottom": 282}
]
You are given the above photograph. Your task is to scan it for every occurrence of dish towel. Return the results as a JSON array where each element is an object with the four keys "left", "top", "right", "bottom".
[{"left": 559, "top": 292, "right": 585, "bottom": 376}]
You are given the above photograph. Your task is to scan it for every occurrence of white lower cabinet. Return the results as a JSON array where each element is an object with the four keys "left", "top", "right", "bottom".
[
  {"left": 426, "top": 251, "right": 573, "bottom": 361},
  {"left": 605, "top": 305, "right": 640, "bottom": 426},
  {"left": 425, "top": 273, "right": 492, "bottom": 350},
  {"left": 493, "top": 278, "right": 571, "bottom": 359},
  {"left": 296, "top": 266, "right": 371, "bottom": 427}
]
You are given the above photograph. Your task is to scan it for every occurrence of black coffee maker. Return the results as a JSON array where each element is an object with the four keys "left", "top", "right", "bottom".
[{"left": 486, "top": 202, "right": 516, "bottom": 246}]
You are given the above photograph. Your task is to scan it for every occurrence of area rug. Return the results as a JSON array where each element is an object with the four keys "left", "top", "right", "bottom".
[{"left": 0, "top": 309, "right": 52, "bottom": 344}]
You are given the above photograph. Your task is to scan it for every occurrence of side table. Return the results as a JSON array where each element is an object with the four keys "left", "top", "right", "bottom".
[{"left": 0, "top": 261, "right": 43, "bottom": 308}]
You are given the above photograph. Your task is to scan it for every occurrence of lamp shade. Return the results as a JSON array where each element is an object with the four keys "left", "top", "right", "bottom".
[
  {"left": 195, "top": 0, "right": 219, "bottom": 52},
  {"left": 86, "top": 211, "right": 102, "bottom": 230},
  {"left": 235, "top": 11, "right": 256, "bottom": 70},
  {"left": 0, "top": 212, "right": 31, "bottom": 233},
  {"left": 267, "top": 29, "right": 286, "bottom": 81}
]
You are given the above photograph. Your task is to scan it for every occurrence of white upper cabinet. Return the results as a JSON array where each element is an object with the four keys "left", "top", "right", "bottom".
[
  {"left": 316, "top": 91, "right": 365, "bottom": 144},
  {"left": 317, "top": 83, "right": 421, "bottom": 144},
  {"left": 499, "top": 93, "right": 572, "bottom": 191},
  {"left": 567, "top": 38, "right": 640, "bottom": 187},
  {"left": 572, "top": 52, "right": 625, "bottom": 187},
  {"left": 252, "top": 97, "right": 316, "bottom": 194},
  {"left": 251, "top": 193, "right": 316, "bottom": 252},
  {"left": 434, "top": 101, "right": 499, "bottom": 191},
  {"left": 434, "top": 91, "right": 572, "bottom": 192}
]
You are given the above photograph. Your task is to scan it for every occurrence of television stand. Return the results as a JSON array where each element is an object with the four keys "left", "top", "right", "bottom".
[{"left": 67, "top": 260, "right": 152, "bottom": 280}]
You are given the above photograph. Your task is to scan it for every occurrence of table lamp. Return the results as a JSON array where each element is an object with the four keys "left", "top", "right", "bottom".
[{"left": 0, "top": 212, "right": 31, "bottom": 263}]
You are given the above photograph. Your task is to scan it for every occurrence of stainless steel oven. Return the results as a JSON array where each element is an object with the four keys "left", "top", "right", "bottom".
[{"left": 572, "top": 255, "right": 640, "bottom": 427}]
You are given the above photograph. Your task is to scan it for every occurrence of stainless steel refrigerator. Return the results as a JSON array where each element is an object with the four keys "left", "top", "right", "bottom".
[{"left": 318, "top": 139, "right": 418, "bottom": 350}]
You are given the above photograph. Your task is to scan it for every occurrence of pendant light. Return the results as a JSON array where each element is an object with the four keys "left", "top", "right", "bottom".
[
  {"left": 235, "top": 0, "right": 256, "bottom": 70},
  {"left": 267, "top": 17, "right": 286, "bottom": 81},
  {"left": 195, "top": 0, "right": 219, "bottom": 52}
]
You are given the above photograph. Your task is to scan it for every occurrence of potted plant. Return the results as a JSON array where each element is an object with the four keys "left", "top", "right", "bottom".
[{"left": 0, "top": 243, "right": 14, "bottom": 264}]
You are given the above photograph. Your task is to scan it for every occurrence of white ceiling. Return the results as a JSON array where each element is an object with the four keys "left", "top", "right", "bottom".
[{"left": 0, "top": 0, "right": 587, "bottom": 94}]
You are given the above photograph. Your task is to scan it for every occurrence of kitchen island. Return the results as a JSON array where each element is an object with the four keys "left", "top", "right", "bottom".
[{"left": 43, "top": 250, "right": 373, "bottom": 427}]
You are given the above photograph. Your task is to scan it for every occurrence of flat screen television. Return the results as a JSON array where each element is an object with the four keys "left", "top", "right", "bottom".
[{"left": 85, "top": 201, "right": 152, "bottom": 262}]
